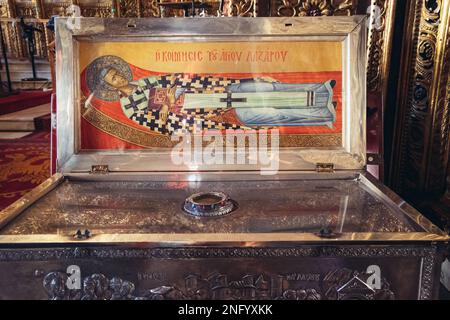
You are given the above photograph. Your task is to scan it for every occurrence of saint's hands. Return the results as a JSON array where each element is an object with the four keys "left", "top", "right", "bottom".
[
  {"left": 256, "top": 76, "right": 279, "bottom": 83},
  {"left": 167, "top": 85, "right": 177, "bottom": 105},
  {"left": 160, "top": 85, "right": 177, "bottom": 125},
  {"left": 160, "top": 104, "right": 169, "bottom": 124}
]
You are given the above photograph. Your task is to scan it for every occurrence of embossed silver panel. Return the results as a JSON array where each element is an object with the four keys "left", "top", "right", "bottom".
[{"left": 0, "top": 245, "right": 441, "bottom": 300}]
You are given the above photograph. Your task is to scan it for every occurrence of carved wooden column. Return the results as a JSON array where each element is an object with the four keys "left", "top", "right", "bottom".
[
  {"left": 431, "top": 164, "right": 450, "bottom": 233},
  {"left": 365, "top": 0, "right": 398, "bottom": 180},
  {"left": 389, "top": 0, "right": 450, "bottom": 228},
  {"left": 0, "top": 0, "right": 20, "bottom": 58},
  {"left": 5, "top": 0, "right": 46, "bottom": 59}
]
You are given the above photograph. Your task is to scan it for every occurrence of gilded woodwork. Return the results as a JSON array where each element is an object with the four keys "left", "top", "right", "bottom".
[
  {"left": 0, "top": 1, "right": 46, "bottom": 59},
  {"left": 12, "top": 1, "right": 47, "bottom": 59},
  {"left": 158, "top": 1, "right": 189, "bottom": 18},
  {"left": 12, "top": 1, "right": 47, "bottom": 58},
  {"left": 0, "top": 0, "right": 22, "bottom": 57},
  {"left": 140, "top": 0, "right": 160, "bottom": 17},
  {"left": 364, "top": 0, "right": 397, "bottom": 180},
  {"left": 366, "top": 0, "right": 393, "bottom": 92},
  {"left": 389, "top": 0, "right": 450, "bottom": 229},
  {"left": 391, "top": 0, "right": 450, "bottom": 193},
  {"left": 158, "top": 1, "right": 219, "bottom": 18},
  {"left": 115, "top": 0, "right": 161, "bottom": 17},
  {"left": 271, "top": 0, "right": 355, "bottom": 17},
  {"left": 41, "top": 1, "right": 72, "bottom": 18},
  {"left": 227, "top": 0, "right": 257, "bottom": 17},
  {"left": 2, "top": 21, "right": 22, "bottom": 57},
  {"left": 117, "top": 0, "right": 140, "bottom": 17},
  {"left": 77, "top": 0, "right": 113, "bottom": 18},
  {"left": 0, "top": 1, "right": 11, "bottom": 17},
  {"left": 12, "top": 0, "right": 37, "bottom": 18}
]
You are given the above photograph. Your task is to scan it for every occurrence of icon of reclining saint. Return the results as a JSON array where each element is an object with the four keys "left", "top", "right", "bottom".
[{"left": 85, "top": 56, "right": 338, "bottom": 136}]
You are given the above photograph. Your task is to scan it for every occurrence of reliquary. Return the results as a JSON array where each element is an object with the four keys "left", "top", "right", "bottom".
[{"left": 0, "top": 16, "right": 448, "bottom": 300}]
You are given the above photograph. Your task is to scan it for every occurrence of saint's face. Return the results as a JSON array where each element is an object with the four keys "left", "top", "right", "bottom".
[{"left": 103, "top": 68, "right": 129, "bottom": 88}]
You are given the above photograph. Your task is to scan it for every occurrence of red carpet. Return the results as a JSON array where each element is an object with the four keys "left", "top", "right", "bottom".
[
  {"left": 0, "top": 131, "right": 50, "bottom": 211},
  {"left": 0, "top": 91, "right": 52, "bottom": 116}
]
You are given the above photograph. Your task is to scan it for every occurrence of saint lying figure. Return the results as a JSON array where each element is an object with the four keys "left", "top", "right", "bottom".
[{"left": 86, "top": 55, "right": 337, "bottom": 136}]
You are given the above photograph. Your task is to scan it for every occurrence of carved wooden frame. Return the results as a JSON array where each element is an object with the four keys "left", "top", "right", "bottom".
[
  {"left": 389, "top": 0, "right": 450, "bottom": 230},
  {"left": 364, "top": 0, "right": 397, "bottom": 179}
]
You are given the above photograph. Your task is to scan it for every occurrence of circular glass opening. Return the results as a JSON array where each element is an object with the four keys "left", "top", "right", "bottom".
[
  {"left": 183, "top": 192, "right": 237, "bottom": 217},
  {"left": 192, "top": 193, "right": 225, "bottom": 205}
]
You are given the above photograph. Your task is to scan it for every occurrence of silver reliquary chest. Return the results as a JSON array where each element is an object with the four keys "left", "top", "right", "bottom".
[{"left": 0, "top": 16, "right": 448, "bottom": 300}]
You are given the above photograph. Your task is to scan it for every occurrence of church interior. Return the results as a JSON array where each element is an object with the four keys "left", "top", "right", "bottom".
[{"left": 0, "top": 0, "right": 449, "bottom": 301}]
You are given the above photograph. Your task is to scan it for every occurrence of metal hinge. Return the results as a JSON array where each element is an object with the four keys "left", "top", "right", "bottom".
[
  {"left": 74, "top": 229, "right": 91, "bottom": 240},
  {"left": 90, "top": 165, "right": 109, "bottom": 174},
  {"left": 316, "top": 163, "right": 335, "bottom": 173}
]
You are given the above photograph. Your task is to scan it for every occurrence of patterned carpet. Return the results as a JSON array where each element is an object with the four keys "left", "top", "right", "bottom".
[{"left": 0, "top": 131, "right": 50, "bottom": 210}]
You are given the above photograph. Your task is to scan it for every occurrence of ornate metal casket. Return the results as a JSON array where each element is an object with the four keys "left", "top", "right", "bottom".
[{"left": 0, "top": 17, "right": 448, "bottom": 300}]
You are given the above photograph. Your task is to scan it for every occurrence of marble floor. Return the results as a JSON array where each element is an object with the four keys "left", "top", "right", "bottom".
[
  {"left": 0, "top": 103, "right": 50, "bottom": 131},
  {"left": 0, "top": 131, "right": 33, "bottom": 139}
]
